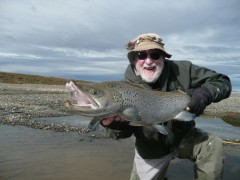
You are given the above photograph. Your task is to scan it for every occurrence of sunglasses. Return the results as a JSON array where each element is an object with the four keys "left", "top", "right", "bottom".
[{"left": 135, "top": 51, "right": 162, "bottom": 60}]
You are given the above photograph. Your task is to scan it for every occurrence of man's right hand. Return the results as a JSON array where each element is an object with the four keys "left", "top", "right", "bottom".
[{"left": 101, "top": 115, "right": 129, "bottom": 130}]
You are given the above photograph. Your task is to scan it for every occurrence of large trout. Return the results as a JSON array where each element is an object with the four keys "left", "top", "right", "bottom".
[{"left": 64, "top": 80, "right": 195, "bottom": 135}]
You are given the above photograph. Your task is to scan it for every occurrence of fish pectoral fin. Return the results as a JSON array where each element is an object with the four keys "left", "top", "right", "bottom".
[
  {"left": 88, "top": 117, "right": 101, "bottom": 131},
  {"left": 142, "top": 124, "right": 169, "bottom": 138},
  {"left": 121, "top": 107, "right": 141, "bottom": 121},
  {"left": 174, "top": 111, "right": 196, "bottom": 121}
]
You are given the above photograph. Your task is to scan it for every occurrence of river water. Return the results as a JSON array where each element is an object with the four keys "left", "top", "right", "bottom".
[{"left": 0, "top": 116, "right": 239, "bottom": 180}]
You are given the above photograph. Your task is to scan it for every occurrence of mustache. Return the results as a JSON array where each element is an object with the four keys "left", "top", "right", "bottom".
[{"left": 143, "top": 65, "right": 157, "bottom": 68}]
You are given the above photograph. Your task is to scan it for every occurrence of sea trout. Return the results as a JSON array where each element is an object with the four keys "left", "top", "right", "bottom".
[{"left": 64, "top": 80, "right": 195, "bottom": 135}]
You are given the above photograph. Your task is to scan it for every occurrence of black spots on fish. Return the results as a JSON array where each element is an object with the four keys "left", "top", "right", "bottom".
[
  {"left": 121, "top": 88, "right": 138, "bottom": 105},
  {"left": 113, "top": 93, "right": 122, "bottom": 103},
  {"left": 122, "top": 94, "right": 134, "bottom": 105},
  {"left": 123, "top": 87, "right": 132, "bottom": 95},
  {"left": 123, "top": 97, "right": 135, "bottom": 105}
]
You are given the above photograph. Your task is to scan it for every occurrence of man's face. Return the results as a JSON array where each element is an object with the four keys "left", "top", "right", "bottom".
[{"left": 133, "top": 49, "right": 165, "bottom": 83}]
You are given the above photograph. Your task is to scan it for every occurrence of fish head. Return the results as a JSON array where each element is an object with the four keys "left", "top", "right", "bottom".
[{"left": 64, "top": 81, "right": 122, "bottom": 116}]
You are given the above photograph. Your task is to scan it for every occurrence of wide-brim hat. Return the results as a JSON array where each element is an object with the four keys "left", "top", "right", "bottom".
[{"left": 127, "top": 33, "right": 172, "bottom": 62}]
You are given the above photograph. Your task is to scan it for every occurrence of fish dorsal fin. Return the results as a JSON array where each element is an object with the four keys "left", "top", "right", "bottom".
[
  {"left": 174, "top": 111, "right": 196, "bottom": 121},
  {"left": 121, "top": 107, "right": 142, "bottom": 121},
  {"left": 88, "top": 117, "right": 101, "bottom": 131}
]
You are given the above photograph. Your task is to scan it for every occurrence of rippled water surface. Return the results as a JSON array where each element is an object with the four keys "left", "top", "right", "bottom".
[{"left": 0, "top": 116, "right": 239, "bottom": 180}]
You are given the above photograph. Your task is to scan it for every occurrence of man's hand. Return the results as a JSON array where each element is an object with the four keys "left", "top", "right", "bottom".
[
  {"left": 101, "top": 115, "right": 124, "bottom": 126},
  {"left": 186, "top": 87, "right": 213, "bottom": 116},
  {"left": 101, "top": 115, "right": 129, "bottom": 130}
]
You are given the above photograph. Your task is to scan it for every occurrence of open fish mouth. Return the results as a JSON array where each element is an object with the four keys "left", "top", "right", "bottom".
[{"left": 65, "top": 81, "right": 99, "bottom": 109}]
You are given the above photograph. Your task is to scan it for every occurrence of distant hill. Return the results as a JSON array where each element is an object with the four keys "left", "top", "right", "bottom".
[{"left": 0, "top": 72, "right": 88, "bottom": 85}]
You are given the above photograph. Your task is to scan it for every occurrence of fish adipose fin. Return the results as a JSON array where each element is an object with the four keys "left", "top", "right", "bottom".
[{"left": 174, "top": 111, "right": 196, "bottom": 121}]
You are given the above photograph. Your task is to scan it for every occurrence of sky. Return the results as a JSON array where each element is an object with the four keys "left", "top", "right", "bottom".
[{"left": 0, "top": 0, "right": 240, "bottom": 91}]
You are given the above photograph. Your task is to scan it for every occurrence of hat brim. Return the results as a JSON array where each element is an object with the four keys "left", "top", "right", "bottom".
[{"left": 128, "top": 42, "right": 172, "bottom": 62}]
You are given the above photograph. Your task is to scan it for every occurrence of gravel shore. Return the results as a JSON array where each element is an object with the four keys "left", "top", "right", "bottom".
[
  {"left": 0, "top": 83, "right": 239, "bottom": 131},
  {"left": 207, "top": 92, "right": 240, "bottom": 113},
  {"left": 0, "top": 83, "right": 72, "bottom": 131}
]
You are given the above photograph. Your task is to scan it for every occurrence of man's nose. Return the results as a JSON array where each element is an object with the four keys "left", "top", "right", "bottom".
[{"left": 144, "top": 57, "right": 154, "bottom": 64}]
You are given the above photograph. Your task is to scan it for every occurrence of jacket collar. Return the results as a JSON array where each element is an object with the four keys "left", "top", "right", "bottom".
[{"left": 124, "top": 64, "right": 143, "bottom": 83}]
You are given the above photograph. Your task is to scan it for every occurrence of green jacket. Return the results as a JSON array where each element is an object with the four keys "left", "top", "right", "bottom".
[
  {"left": 124, "top": 60, "right": 231, "bottom": 101},
  {"left": 112, "top": 60, "right": 231, "bottom": 159}
]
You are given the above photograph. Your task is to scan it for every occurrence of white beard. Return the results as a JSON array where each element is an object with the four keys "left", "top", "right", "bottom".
[{"left": 134, "top": 66, "right": 162, "bottom": 84}]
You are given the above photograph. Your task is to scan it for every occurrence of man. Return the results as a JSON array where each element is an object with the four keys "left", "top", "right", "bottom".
[{"left": 101, "top": 33, "right": 231, "bottom": 180}]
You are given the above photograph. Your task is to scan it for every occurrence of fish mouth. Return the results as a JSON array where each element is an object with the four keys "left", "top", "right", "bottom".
[{"left": 65, "top": 81, "right": 100, "bottom": 109}]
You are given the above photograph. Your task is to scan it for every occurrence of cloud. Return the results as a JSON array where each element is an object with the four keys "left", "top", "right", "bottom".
[{"left": 0, "top": 0, "right": 239, "bottom": 90}]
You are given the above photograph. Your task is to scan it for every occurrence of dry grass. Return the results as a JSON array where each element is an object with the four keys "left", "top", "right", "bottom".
[{"left": 0, "top": 72, "right": 88, "bottom": 85}]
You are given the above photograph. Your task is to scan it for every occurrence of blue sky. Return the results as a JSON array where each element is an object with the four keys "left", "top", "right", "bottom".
[{"left": 0, "top": 0, "right": 239, "bottom": 91}]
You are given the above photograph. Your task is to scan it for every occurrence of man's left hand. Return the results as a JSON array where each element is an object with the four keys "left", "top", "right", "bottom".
[{"left": 186, "top": 87, "right": 213, "bottom": 116}]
